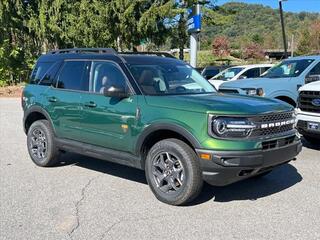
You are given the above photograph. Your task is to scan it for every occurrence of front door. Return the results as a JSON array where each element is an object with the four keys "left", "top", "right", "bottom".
[{"left": 80, "top": 60, "right": 138, "bottom": 153}]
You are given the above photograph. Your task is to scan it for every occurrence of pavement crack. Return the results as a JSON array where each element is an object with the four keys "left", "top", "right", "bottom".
[
  {"left": 99, "top": 214, "right": 173, "bottom": 240},
  {"left": 68, "top": 175, "right": 100, "bottom": 239}
]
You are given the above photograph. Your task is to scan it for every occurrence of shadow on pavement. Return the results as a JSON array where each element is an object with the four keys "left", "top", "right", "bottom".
[
  {"left": 192, "top": 163, "right": 302, "bottom": 205},
  {"left": 58, "top": 152, "right": 147, "bottom": 185},
  {"left": 57, "top": 153, "right": 302, "bottom": 205},
  {"left": 301, "top": 138, "right": 320, "bottom": 151}
]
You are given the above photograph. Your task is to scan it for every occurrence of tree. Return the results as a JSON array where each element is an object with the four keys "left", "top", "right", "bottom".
[
  {"left": 297, "top": 20, "right": 320, "bottom": 55},
  {"left": 212, "top": 36, "right": 230, "bottom": 58},
  {"left": 243, "top": 42, "right": 265, "bottom": 60}
]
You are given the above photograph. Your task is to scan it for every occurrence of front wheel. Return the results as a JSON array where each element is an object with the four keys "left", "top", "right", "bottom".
[{"left": 145, "top": 139, "right": 203, "bottom": 206}]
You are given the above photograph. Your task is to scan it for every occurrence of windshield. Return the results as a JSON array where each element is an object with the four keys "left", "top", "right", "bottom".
[
  {"left": 128, "top": 64, "right": 216, "bottom": 95},
  {"left": 263, "top": 59, "right": 314, "bottom": 78},
  {"left": 212, "top": 67, "right": 244, "bottom": 81}
]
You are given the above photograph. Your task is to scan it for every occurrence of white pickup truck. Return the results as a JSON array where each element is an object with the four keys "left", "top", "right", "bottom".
[
  {"left": 296, "top": 81, "right": 320, "bottom": 144},
  {"left": 219, "top": 55, "right": 320, "bottom": 107}
]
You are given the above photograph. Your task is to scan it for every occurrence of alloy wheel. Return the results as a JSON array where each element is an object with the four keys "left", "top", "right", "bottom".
[{"left": 151, "top": 152, "right": 185, "bottom": 194}]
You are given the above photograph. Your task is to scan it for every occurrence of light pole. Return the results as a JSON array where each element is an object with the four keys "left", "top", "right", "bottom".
[
  {"left": 279, "top": 0, "right": 288, "bottom": 58},
  {"left": 187, "top": 1, "right": 209, "bottom": 67}
]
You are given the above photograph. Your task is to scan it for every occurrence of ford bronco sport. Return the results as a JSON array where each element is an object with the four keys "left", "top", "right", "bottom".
[{"left": 22, "top": 48, "right": 302, "bottom": 205}]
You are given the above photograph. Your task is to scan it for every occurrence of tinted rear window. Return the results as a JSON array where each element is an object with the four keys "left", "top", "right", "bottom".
[
  {"left": 56, "top": 61, "right": 86, "bottom": 90},
  {"left": 30, "top": 62, "right": 53, "bottom": 84}
]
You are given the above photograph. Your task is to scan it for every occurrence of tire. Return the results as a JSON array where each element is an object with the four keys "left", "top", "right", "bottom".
[
  {"left": 27, "top": 120, "right": 60, "bottom": 167},
  {"left": 145, "top": 138, "right": 203, "bottom": 206},
  {"left": 303, "top": 135, "right": 319, "bottom": 145},
  {"left": 253, "top": 170, "right": 272, "bottom": 179}
]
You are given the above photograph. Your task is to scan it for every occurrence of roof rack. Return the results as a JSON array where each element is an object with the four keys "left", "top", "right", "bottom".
[
  {"left": 120, "top": 51, "right": 176, "bottom": 59},
  {"left": 48, "top": 48, "right": 117, "bottom": 55}
]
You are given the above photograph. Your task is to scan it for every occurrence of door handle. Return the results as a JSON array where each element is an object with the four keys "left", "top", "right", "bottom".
[
  {"left": 48, "top": 96, "right": 57, "bottom": 103},
  {"left": 84, "top": 101, "right": 97, "bottom": 108}
]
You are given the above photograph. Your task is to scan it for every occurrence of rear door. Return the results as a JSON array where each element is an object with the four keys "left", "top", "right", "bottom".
[
  {"left": 43, "top": 60, "right": 89, "bottom": 141},
  {"left": 79, "top": 60, "right": 138, "bottom": 152}
]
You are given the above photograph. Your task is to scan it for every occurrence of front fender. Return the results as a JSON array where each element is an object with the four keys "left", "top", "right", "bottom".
[{"left": 135, "top": 122, "right": 202, "bottom": 155}]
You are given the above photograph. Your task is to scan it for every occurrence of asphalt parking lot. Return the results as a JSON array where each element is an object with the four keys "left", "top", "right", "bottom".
[{"left": 0, "top": 98, "right": 319, "bottom": 240}]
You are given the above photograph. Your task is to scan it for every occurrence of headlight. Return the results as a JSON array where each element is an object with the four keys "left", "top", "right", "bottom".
[
  {"left": 210, "top": 116, "right": 256, "bottom": 138},
  {"left": 242, "top": 88, "right": 264, "bottom": 96}
]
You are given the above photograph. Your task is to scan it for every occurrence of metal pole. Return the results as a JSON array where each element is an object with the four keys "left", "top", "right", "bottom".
[
  {"left": 279, "top": 0, "right": 287, "bottom": 58},
  {"left": 190, "top": 33, "right": 197, "bottom": 67},
  {"left": 291, "top": 34, "right": 294, "bottom": 57}
]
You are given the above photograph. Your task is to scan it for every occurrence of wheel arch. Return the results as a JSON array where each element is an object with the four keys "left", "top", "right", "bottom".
[
  {"left": 135, "top": 123, "right": 201, "bottom": 168},
  {"left": 274, "top": 95, "right": 297, "bottom": 107},
  {"left": 24, "top": 106, "right": 54, "bottom": 134}
]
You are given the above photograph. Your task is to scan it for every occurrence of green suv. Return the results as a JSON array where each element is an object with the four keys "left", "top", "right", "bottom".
[{"left": 22, "top": 48, "right": 302, "bottom": 205}]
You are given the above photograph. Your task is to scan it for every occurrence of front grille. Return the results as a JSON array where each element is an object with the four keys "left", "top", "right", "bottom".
[
  {"left": 262, "top": 136, "right": 295, "bottom": 150},
  {"left": 256, "top": 111, "right": 293, "bottom": 122},
  {"left": 251, "top": 124, "right": 293, "bottom": 137},
  {"left": 219, "top": 89, "right": 239, "bottom": 94},
  {"left": 298, "top": 91, "right": 320, "bottom": 113},
  {"left": 250, "top": 111, "right": 295, "bottom": 138},
  {"left": 297, "top": 120, "right": 307, "bottom": 130},
  {"left": 305, "top": 75, "right": 320, "bottom": 84}
]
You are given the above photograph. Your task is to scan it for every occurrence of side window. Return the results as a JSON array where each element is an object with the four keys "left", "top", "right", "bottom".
[
  {"left": 242, "top": 68, "right": 260, "bottom": 78},
  {"left": 56, "top": 61, "right": 87, "bottom": 91},
  {"left": 90, "top": 61, "right": 128, "bottom": 94},
  {"left": 30, "top": 62, "right": 53, "bottom": 84},
  {"left": 260, "top": 67, "right": 271, "bottom": 75},
  {"left": 308, "top": 62, "right": 320, "bottom": 76},
  {"left": 39, "top": 62, "right": 62, "bottom": 86}
]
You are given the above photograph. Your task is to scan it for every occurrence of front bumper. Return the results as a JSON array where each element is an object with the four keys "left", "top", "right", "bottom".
[
  {"left": 196, "top": 140, "right": 302, "bottom": 186},
  {"left": 296, "top": 111, "right": 320, "bottom": 139}
]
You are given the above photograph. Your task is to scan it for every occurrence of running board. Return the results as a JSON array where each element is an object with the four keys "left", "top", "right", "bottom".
[{"left": 55, "top": 138, "right": 143, "bottom": 169}]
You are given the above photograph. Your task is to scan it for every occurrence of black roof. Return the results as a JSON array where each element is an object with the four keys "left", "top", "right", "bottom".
[
  {"left": 38, "top": 53, "right": 123, "bottom": 63},
  {"left": 120, "top": 54, "right": 185, "bottom": 65},
  {"left": 37, "top": 48, "right": 184, "bottom": 65}
]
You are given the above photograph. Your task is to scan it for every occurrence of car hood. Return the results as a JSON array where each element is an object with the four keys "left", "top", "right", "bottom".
[
  {"left": 219, "top": 77, "right": 280, "bottom": 89},
  {"left": 145, "top": 93, "right": 292, "bottom": 115}
]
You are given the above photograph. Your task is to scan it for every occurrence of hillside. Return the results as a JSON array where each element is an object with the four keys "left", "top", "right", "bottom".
[{"left": 201, "top": 2, "right": 320, "bottom": 50}]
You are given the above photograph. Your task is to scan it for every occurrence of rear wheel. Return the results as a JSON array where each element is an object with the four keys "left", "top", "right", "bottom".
[
  {"left": 145, "top": 139, "right": 203, "bottom": 206},
  {"left": 27, "top": 120, "right": 60, "bottom": 167}
]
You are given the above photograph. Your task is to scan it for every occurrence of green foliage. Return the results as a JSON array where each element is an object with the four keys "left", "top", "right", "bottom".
[
  {"left": 201, "top": 2, "right": 320, "bottom": 50},
  {"left": 0, "top": 0, "right": 179, "bottom": 86}
]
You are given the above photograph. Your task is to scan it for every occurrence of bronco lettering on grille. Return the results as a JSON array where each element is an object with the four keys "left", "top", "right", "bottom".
[{"left": 260, "top": 119, "right": 295, "bottom": 129}]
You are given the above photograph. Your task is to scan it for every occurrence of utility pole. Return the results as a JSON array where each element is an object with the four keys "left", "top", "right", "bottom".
[
  {"left": 291, "top": 34, "right": 294, "bottom": 57},
  {"left": 279, "top": 0, "right": 288, "bottom": 58}
]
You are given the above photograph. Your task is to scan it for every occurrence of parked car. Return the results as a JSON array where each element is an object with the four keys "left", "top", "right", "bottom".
[
  {"left": 201, "top": 66, "right": 229, "bottom": 80},
  {"left": 22, "top": 48, "right": 301, "bottom": 205},
  {"left": 209, "top": 64, "right": 273, "bottom": 89},
  {"left": 296, "top": 80, "right": 320, "bottom": 144},
  {"left": 219, "top": 56, "right": 320, "bottom": 106}
]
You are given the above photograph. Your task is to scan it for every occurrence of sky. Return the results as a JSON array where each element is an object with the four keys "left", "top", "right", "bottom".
[{"left": 216, "top": 0, "right": 320, "bottom": 13}]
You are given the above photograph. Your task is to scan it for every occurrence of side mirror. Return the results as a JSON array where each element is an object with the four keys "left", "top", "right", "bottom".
[
  {"left": 103, "top": 86, "right": 129, "bottom": 98},
  {"left": 305, "top": 75, "right": 320, "bottom": 84},
  {"left": 238, "top": 75, "right": 247, "bottom": 79}
]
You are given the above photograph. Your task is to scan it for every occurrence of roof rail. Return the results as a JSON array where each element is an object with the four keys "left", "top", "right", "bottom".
[
  {"left": 120, "top": 51, "right": 176, "bottom": 59},
  {"left": 48, "top": 48, "right": 117, "bottom": 55}
]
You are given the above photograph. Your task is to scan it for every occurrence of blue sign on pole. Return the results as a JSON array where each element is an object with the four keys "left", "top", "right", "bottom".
[{"left": 187, "top": 5, "right": 201, "bottom": 34}]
